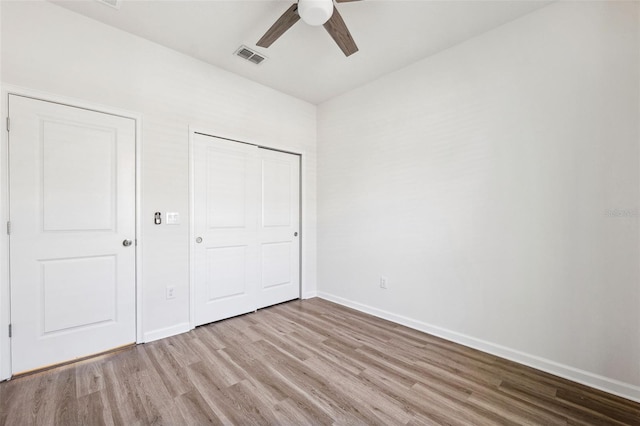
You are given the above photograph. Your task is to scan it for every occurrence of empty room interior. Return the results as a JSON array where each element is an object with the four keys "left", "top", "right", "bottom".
[{"left": 1, "top": 0, "right": 640, "bottom": 424}]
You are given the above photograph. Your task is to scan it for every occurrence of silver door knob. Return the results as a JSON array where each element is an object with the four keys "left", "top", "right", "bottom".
[
  {"left": 294, "top": 232, "right": 298, "bottom": 237},
  {"left": 122, "top": 239, "right": 133, "bottom": 247},
  {"left": 196, "top": 237, "right": 203, "bottom": 244}
]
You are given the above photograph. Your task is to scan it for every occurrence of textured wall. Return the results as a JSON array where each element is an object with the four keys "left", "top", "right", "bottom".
[
  {"left": 0, "top": 0, "right": 317, "bottom": 378},
  {"left": 318, "top": 1, "right": 640, "bottom": 399}
]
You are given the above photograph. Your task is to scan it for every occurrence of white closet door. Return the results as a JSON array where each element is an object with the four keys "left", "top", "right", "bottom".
[
  {"left": 193, "top": 134, "right": 300, "bottom": 326},
  {"left": 193, "top": 134, "right": 260, "bottom": 325},
  {"left": 257, "top": 148, "right": 300, "bottom": 309},
  {"left": 9, "top": 95, "right": 136, "bottom": 374}
]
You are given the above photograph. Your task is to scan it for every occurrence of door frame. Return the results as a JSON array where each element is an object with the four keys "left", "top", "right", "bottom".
[
  {"left": 0, "top": 85, "right": 143, "bottom": 380},
  {"left": 188, "top": 127, "right": 304, "bottom": 330}
]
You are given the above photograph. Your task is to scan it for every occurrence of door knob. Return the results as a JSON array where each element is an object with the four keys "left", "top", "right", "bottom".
[
  {"left": 122, "top": 239, "right": 133, "bottom": 247},
  {"left": 196, "top": 237, "right": 203, "bottom": 244}
]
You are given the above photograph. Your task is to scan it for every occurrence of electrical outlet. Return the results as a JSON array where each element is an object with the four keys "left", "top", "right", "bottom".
[
  {"left": 166, "top": 286, "right": 176, "bottom": 299},
  {"left": 380, "top": 276, "right": 388, "bottom": 289}
]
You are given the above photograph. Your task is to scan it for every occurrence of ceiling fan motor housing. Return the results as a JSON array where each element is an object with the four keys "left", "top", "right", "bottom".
[
  {"left": 256, "top": 0, "right": 358, "bottom": 57},
  {"left": 298, "top": 0, "right": 334, "bottom": 26}
]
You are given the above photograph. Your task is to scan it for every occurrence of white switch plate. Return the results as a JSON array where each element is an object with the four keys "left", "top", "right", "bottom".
[{"left": 166, "top": 212, "right": 180, "bottom": 225}]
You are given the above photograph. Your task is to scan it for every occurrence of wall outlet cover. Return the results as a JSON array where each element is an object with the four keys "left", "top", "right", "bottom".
[
  {"left": 380, "top": 276, "right": 388, "bottom": 289},
  {"left": 166, "top": 286, "right": 176, "bottom": 299}
]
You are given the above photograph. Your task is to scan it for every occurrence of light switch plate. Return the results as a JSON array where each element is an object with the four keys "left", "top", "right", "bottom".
[{"left": 166, "top": 212, "right": 180, "bottom": 225}]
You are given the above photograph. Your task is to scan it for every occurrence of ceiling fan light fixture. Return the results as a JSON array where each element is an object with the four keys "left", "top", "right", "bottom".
[{"left": 298, "top": 0, "right": 333, "bottom": 26}]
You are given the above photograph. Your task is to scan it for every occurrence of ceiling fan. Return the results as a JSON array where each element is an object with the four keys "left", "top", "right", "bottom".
[{"left": 256, "top": 0, "right": 361, "bottom": 57}]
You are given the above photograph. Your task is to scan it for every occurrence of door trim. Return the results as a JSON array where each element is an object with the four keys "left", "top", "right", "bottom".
[
  {"left": 188, "top": 127, "right": 305, "bottom": 330},
  {"left": 0, "top": 85, "right": 143, "bottom": 381}
]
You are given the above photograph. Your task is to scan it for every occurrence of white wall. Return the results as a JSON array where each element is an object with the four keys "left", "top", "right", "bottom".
[
  {"left": 0, "top": 0, "right": 6, "bottom": 381},
  {"left": 317, "top": 1, "right": 640, "bottom": 400},
  {"left": 3, "top": 0, "right": 639, "bottom": 404},
  {"left": 0, "top": 0, "right": 317, "bottom": 369}
]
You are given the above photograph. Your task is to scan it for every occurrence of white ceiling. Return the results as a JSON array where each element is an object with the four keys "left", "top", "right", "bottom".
[{"left": 50, "top": 0, "right": 552, "bottom": 104}]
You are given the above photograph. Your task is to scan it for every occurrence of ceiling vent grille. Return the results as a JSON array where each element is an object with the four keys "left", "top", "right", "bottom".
[
  {"left": 234, "top": 46, "right": 267, "bottom": 65},
  {"left": 95, "top": 0, "right": 122, "bottom": 9}
]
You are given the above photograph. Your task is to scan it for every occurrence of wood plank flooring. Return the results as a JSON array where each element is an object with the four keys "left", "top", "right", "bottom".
[{"left": 1, "top": 298, "right": 639, "bottom": 425}]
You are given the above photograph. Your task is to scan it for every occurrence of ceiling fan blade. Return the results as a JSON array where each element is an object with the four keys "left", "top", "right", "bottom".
[
  {"left": 256, "top": 3, "right": 300, "bottom": 48},
  {"left": 323, "top": 5, "right": 358, "bottom": 57}
]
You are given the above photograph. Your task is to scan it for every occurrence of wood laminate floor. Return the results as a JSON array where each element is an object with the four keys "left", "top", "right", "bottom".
[{"left": 1, "top": 298, "right": 639, "bottom": 425}]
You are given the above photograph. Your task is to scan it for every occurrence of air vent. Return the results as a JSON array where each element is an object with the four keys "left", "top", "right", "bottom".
[
  {"left": 248, "top": 55, "right": 265, "bottom": 65},
  {"left": 96, "top": 0, "right": 122, "bottom": 9},
  {"left": 234, "top": 46, "right": 267, "bottom": 65}
]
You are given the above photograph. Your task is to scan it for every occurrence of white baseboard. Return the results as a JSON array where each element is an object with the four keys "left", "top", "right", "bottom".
[
  {"left": 143, "top": 322, "right": 192, "bottom": 343},
  {"left": 302, "top": 291, "right": 317, "bottom": 299},
  {"left": 317, "top": 291, "right": 640, "bottom": 403}
]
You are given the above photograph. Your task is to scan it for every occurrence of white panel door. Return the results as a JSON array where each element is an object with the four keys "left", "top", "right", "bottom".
[
  {"left": 193, "top": 134, "right": 300, "bottom": 326},
  {"left": 193, "top": 134, "right": 259, "bottom": 325},
  {"left": 9, "top": 95, "right": 136, "bottom": 374},
  {"left": 257, "top": 148, "right": 300, "bottom": 309}
]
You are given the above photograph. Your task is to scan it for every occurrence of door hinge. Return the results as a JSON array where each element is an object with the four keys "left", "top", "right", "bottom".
[
  {"left": 6, "top": 221, "right": 10, "bottom": 235},
  {"left": 8, "top": 324, "right": 12, "bottom": 338},
  {"left": 6, "top": 117, "right": 9, "bottom": 132}
]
